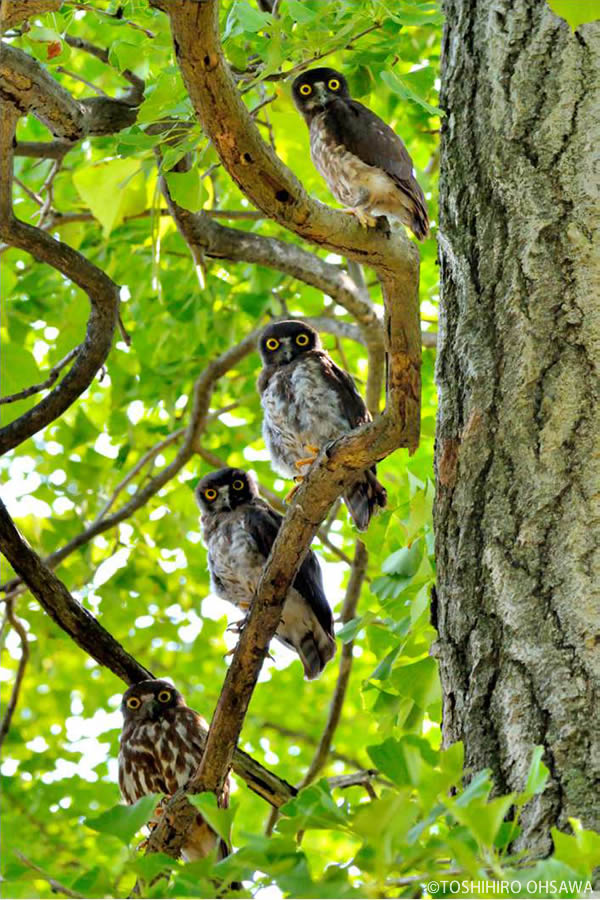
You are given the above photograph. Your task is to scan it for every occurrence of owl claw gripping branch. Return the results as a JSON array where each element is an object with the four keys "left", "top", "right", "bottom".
[{"left": 292, "top": 67, "right": 429, "bottom": 241}]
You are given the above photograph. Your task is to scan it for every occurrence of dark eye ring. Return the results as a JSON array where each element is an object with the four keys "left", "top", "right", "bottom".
[
  {"left": 126, "top": 697, "right": 141, "bottom": 710},
  {"left": 328, "top": 78, "right": 340, "bottom": 91},
  {"left": 296, "top": 334, "right": 309, "bottom": 347},
  {"left": 299, "top": 84, "right": 312, "bottom": 96},
  {"left": 266, "top": 338, "right": 279, "bottom": 351},
  {"left": 232, "top": 479, "right": 245, "bottom": 491},
  {"left": 204, "top": 488, "right": 217, "bottom": 501},
  {"left": 157, "top": 690, "right": 171, "bottom": 703}
]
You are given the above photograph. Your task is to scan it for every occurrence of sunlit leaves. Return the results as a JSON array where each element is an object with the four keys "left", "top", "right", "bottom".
[{"left": 85, "top": 794, "right": 161, "bottom": 845}]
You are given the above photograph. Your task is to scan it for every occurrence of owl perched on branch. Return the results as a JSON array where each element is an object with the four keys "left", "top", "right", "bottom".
[
  {"left": 292, "top": 67, "right": 429, "bottom": 240},
  {"left": 258, "top": 320, "right": 387, "bottom": 531},
  {"left": 196, "top": 467, "right": 336, "bottom": 680},
  {"left": 118, "top": 679, "right": 232, "bottom": 862}
]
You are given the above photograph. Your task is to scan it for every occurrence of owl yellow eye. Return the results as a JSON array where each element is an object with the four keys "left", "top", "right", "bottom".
[
  {"left": 157, "top": 690, "right": 171, "bottom": 703},
  {"left": 328, "top": 78, "right": 340, "bottom": 91},
  {"left": 266, "top": 337, "right": 280, "bottom": 351},
  {"left": 126, "top": 697, "right": 141, "bottom": 710},
  {"left": 204, "top": 488, "right": 217, "bottom": 501},
  {"left": 299, "top": 84, "right": 312, "bottom": 96},
  {"left": 296, "top": 334, "right": 309, "bottom": 346},
  {"left": 232, "top": 479, "right": 245, "bottom": 491}
]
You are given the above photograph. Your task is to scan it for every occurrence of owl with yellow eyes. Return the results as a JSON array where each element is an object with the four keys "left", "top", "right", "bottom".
[
  {"left": 292, "top": 67, "right": 429, "bottom": 240},
  {"left": 258, "top": 320, "right": 387, "bottom": 532},
  {"left": 196, "top": 466, "right": 336, "bottom": 680}
]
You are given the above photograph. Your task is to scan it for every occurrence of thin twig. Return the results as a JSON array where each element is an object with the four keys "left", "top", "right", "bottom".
[
  {"left": 0, "top": 601, "right": 30, "bottom": 749},
  {"left": 0, "top": 347, "right": 80, "bottom": 405},
  {"left": 67, "top": 2, "right": 155, "bottom": 38},
  {"left": 14, "top": 852, "right": 84, "bottom": 899},
  {"left": 266, "top": 541, "right": 368, "bottom": 833},
  {"left": 90, "top": 427, "right": 186, "bottom": 524},
  {"left": 56, "top": 66, "right": 108, "bottom": 96}
]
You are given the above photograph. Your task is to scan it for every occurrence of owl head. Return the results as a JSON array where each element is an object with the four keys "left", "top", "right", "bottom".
[
  {"left": 259, "top": 320, "right": 321, "bottom": 367},
  {"left": 121, "top": 679, "right": 184, "bottom": 723},
  {"left": 292, "top": 67, "right": 350, "bottom": 119},
  {"left": 196, "top": 467, "right": 259, "bottom": 514}
]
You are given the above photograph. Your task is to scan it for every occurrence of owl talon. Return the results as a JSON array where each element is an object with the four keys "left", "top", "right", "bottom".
[
  {"left": 348, "top": 208, "right": 378, "bottom": 229},
  {"left": 295, "top": 455, "right": 317, "bottom": 469},
  {"left": 285, "top": 477, "right": 303, "bottom": 503}
]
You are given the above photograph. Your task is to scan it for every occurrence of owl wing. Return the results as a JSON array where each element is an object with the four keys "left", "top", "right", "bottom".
[
  {"left": 313, "top": 350, "right": 370, "bottom": 430},
  {"left": 245, "top": 501, "right": 334, "bottom": 639},
  {"left": 324, "top": 97, "right": 418, "bottom": 187}
]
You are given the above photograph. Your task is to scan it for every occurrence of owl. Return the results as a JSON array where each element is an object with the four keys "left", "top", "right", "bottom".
[
  {"left": 292, "top": 67, "right": 429, "bottom": 240},
  {"left": 196, "top": 467, "right": 336, "bottom": 680},
  {"left": 118, "top": 679, "right": 231, "bottom": 862},
  {"left": 258, "top": 320, "right": 387, "bottom": 532}
]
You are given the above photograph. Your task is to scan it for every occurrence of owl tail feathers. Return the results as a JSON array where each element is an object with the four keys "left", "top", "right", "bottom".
[
  {"left": 411, "top": 201, "right": 430, "bottom": 241},
  {"left": 345, "top": 471, "right": 387, "bottom": 532},
  {"left": 298, "top": 630, "right": 337, "bottom": 680}
]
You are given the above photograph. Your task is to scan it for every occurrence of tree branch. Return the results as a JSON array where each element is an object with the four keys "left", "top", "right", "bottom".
[
  {"left": 0, "top": 43, "right": 138, "bottom": 141},
  {"left": 0, "top": 101, "right": 120, "bottom": 456},
  {"left": 0, "top": 599, "right": 30, "bottom": 749},
  {"left": 266, "top": 540, "right": 368, "bottom": 833},
  {"left": 0, "top": 496, "right": 299, "bottom": 806},
  {"left": 0, "top": 498, "right": 153, "bottom": 684},
  {"left": 0, "top": 346, "right": 80, "bottom": 405},
  {"left": 139, "top": 0, "right": 421, "bottom": 862},
  {"left": 299, "top": 541, "right": 367, "bottom": 787},
  {"left": 0, "top": 333, "right": 260, "bottom": 596}
]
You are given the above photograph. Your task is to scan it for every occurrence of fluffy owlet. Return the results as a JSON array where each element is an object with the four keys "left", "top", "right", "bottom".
[
  {"left": 292, "top": 67, "right": 429, "bottom": 240},
  {"left": 118, "top": 679, "right": 231, "bottom": 862},
  {"left": 196, "top": 467, "right": 336, "bottom": 680},
  {"left": 258, "top": 320, "right": 387, "bottom": 531}
]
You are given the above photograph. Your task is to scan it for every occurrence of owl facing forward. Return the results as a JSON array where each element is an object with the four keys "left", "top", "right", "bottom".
[
  {"left": 196, "top": 467, "right": 336, "bottom": 680},
  {"left": 258, "top": 320, "right": 387, "bottom": 532},
  {"left": 292, "top": 67, "right": 429, "bottom": 240},
  {"left": 118, "top": 679, "right": 231, "bottom": 863}
]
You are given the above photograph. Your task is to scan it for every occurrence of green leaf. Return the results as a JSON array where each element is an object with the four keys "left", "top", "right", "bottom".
[
  {"left": 546, "top": 0, "right": 600, "bottom": 29},
  {"left": 85, "top": 794, "right": 161, "bottom": 845},
  {"left": 381, "top": 69, "right": 443, "bottom": 117},
  {"left": 73, "top": 158, "right": 143, "bottom": 236},
  {"left": 165, "top": 170, "right": 208, "bottom": 213},
  {"left": 382, "top": 539, "right": 423, "bottom": 576},
  {"left": 286, "top": 0, "right": 318, "bottom": 23},
  {"left": 188, "top": 793, "right": 237, "bottom": 845}
]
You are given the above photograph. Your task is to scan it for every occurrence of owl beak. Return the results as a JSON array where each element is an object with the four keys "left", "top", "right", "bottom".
[
  {"left": 146, "top": 699, "right": 161, "bottom": 720},
  {"left": 313, "top": 83, "right": 328, "bottom": 105}
]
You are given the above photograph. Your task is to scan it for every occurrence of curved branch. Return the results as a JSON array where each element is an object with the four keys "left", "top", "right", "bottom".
[
  {"left": 0, "top": 498, "right": 153, "bottom": 684},
  {"left": 299, "top": 540, "right": 368, "bottom": 787},
  {"left": 0, "top": 102, "right": 120, "bottom": 456},
  {"left": 0, "top": 496, "right": 297, "bottom": 805},
  {"left": 0, "top": 346, "right": 80, "bottom": 405},
  {"left": 0, "top": 43, "right": 138, "bottom": 140},
  {"left": 161, "top": 174, "right": 386, "bottom": 413},
  {"left": 266, "top": 539, "right": 368, "bottom": 834},
  {"left": 141, "top": 0, "right": 421, "bottom": 862},
  {"left": 0, "top": 599, "right": 30, "bottom": 749},
  {"left": 1, "top": 332, "right": 261, "bottom": 596}
]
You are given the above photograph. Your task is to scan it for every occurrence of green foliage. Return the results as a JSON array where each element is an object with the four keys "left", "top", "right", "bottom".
[
  {"left": 1, "top": 2, "right": 598, "bottom": 899},
  {"left": 546, "top": 0, "right": 600, "bottom": 30}
]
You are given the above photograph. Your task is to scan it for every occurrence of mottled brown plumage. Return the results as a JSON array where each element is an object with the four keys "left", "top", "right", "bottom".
[
  {"left": 118, "top": 679, "right": 231, "bottom": 862},
  {"left": 292, "top": 67, "right": 429, "bottom": 240}
]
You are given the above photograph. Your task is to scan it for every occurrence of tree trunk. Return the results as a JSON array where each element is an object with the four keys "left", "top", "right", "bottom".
[{"left": 434, "top": 0, "right": 600, "bottom": 856}]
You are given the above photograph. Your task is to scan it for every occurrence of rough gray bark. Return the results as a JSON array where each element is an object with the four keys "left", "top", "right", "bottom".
[{"left": 435, "top": 0, "right": 600, "bottom": 856}]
